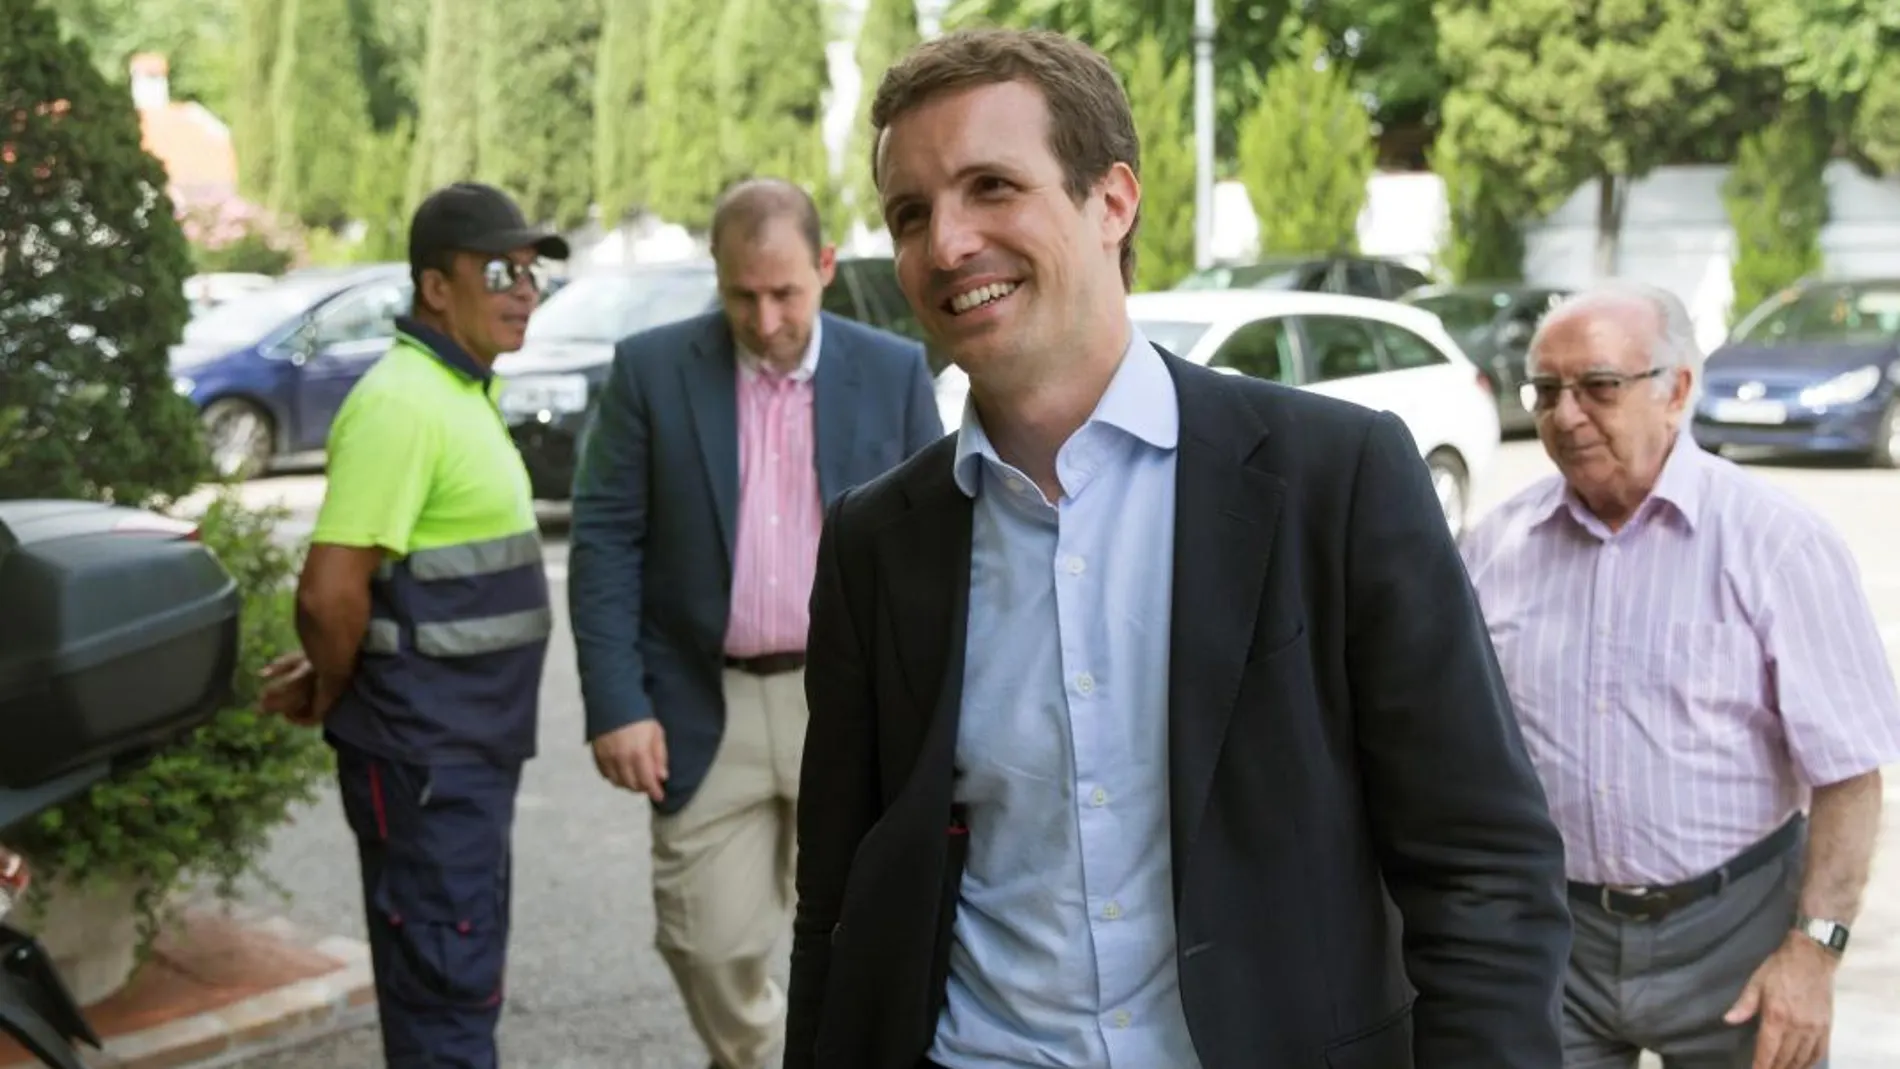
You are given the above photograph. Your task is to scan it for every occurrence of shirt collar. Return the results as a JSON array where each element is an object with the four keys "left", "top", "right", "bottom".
[
  {"left": 395, "top": 315, "right": 491, "bottom": 385},
  {"left": 1532, "top": 427, "right": 1708, "bottom": 534},
  {"left": 952, "top": 323, "right": 1179, "bottom": 498},
  {"left": 737, "top": 316, "right": 823, "bottom": 383}
]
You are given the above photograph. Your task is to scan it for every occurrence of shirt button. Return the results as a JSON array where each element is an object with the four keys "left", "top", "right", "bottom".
[
  {"left": 1075, "top": 672, "right": 1095, "bottom": 695},
  {"left": 1103, "top": 901, "right": 1122, "bottom": 920},
  {"left": 1595, "top": 699, "right": 1607, "bottom": 714},
  {"left": 768, "top": 514, "right": 780, "bottom": 526},
  {"left": 1006, "top": 477, "right": 1024, "bottom": 493},
  {"left": 768, "top": 576, "right": 779, "bottom": 587},
  {"left": 1090, "top": 787, "right": 1108, "bottom": 807},
  {"left": 1113, "top": 1010, "right": 1131, "bottom": 1028},
  {"left": 1066, "top": 555, "right": 1086, "bottom": 575}
]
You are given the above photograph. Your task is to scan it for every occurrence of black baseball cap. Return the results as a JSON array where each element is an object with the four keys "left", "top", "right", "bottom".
[{"left": 408, "top": 182, "right": 570, "bottom": 267}]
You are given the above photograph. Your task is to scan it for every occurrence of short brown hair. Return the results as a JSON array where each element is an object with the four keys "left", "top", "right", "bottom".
[{"left": 869, "top": 28, "right": 1141, "bottom": 289}]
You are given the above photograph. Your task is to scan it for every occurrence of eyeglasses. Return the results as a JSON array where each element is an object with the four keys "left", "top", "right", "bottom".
[
  {"left": 1520, "top": 367, "right": 1666, "bottom": 413},
  {"left": 480, "top": 257, "right": 549, "bottom": 295}
]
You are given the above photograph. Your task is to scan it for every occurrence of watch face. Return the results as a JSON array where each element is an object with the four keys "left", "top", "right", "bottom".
[{"left": 1803, "top": 918, "right": 1850, "bottom": 952}]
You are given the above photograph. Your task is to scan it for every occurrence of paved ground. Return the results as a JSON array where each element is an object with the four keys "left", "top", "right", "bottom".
[{"left": 223, "top": 439, "right": 1900, "bottom": 1067}]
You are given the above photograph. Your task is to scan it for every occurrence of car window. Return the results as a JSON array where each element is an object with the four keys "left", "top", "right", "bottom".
[
  {"left": 1300, "top": 315, "right": 1383, "bottom": 381},
  {"left": 1409, "top": 292, "right": 1502, "bottom": 335},
  {"left": 1384, "top": 264, "right": 1431, "bottom": 297},
  {"left": 821, "top": 267, "right": 860, "bottom": 319},
  {"left": 525, "top": 268, "right": 717, "bottom": 344},
  {"left": 1208, "top": 318, "right": 1295, "bottom": 383},
  {"left": 1371, "top": 321, "right": 1449, "bottom": 370},
  {"left": 1342, "top": 260, "right": 1383, "bottom": 297},
  {"left": 1732, "top": 285, "right": 1900, "bottom": 345},
  {"left": 314, "top": 280, "right": 406, "bottom": 348}
]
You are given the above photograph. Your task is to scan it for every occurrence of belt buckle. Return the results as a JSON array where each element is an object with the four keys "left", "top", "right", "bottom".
[{"left": 1600, "top": 885, "right": 1664, "bottom": 922}]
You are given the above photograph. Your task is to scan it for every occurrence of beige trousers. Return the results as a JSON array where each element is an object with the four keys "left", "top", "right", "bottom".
[{"left": 650, "top": 667, "right": 807, "bottom": 1069}]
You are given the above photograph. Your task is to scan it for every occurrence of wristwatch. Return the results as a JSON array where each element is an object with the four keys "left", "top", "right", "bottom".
[{"left": 1796, "top": 915, "right": 1851, "bottom": 955}]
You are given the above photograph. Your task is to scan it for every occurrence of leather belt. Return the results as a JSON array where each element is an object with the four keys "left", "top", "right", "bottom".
[
  {"left": 724, "top": 651, "right": 806, "bottom": 675},
  {"left": 1568, "top": 814, "right": 1804, "bottom": 923}
]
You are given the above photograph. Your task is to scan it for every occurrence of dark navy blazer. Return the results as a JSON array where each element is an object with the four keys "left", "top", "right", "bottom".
[{"left": 568, "top": 310, "right": 943, "bottom": 814}]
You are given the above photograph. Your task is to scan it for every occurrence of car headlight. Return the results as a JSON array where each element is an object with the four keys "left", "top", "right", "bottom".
[
  {"left": 1798, "top": 365, "right": 1882, "bottom": 408},
  {"left": 498, "top": 374, "right": 589, "bottom": 422},
  {"left": 173, "top": 376, "right": 194, "bottom": 397}
]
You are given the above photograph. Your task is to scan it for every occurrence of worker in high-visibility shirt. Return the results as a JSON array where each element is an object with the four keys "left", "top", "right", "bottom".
[{"left": 263, "top": 182, "right": 566, "bottom": 1069}]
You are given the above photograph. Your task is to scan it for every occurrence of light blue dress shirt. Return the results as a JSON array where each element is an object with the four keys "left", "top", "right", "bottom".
[{"left": 927, "top": 327, "right": 1201, "bottom": 1069}]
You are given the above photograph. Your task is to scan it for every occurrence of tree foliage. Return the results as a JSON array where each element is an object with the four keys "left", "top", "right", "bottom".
[
  {"left": 406, "top": 0, "right": 484, "bottom": 212},
  {"left": 643, "top": 0, "right": 728, "bottom": 229},
  {"left": 1723, "top": 105, "right": 1829, "bottom": 323},
  {"left": 266, "top": 0, "right": 374, "bottom": 229},
  {"left": 1121, "top": 34, "right": 1195, "bottom": 290},
  {"left": 716, "top": 0, "right": 832, "bottom": 208},
  {"left": 0, "top": 0, "right": 207, "bottom": 504},
  {"left": 594, "top": 0, "right": 651, "bottom": 226},
  {"left": 478, "top": 0, "right": 601, "bottom": 230},
  {"left": 1435, "top": 0, "right": 1785, "bottom": 273},
  {"left": 847, "top": 0, "right": 921, "bottom": 230},
  {"left": 1236, "top": 29, "right": 1375, "bottom": 256},
  {"left": 941, "top": 0, "right": 1447, "bottom": 162},
  {"left": 1432, "top": 125, "right": 1525, "bottom": 283}
]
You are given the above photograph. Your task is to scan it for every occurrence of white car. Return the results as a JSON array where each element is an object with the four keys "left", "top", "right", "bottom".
[{"left": 932, "top": 290, "right": 1501, "bottom": 538}]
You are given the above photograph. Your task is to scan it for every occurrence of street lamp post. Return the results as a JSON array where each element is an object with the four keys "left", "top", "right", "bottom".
[{"left": 1193, "top": 0, "right": 1216, "bottom": 270}]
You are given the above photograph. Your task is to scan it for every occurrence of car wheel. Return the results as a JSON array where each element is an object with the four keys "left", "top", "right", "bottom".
[
  {"left": 1870, "top": 402, "right": 1900, "bottom": 470},
  {"left": 201, "top": 398, "right": 274, "bottom": 481},
  {"left": 1427, "top": 449, "right": 1470, "bottom": 540}
]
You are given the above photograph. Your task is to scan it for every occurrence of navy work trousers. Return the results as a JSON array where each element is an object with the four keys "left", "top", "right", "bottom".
[{"left": 335, "top": 740, "right": 522, "bottom": 1069}]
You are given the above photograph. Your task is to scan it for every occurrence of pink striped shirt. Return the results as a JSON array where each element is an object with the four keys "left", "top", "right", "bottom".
[
  {"left": 724, "top": 326, "right": 825, "bottom": 658},
  {"left": 1461, "top": 431, "right": 1900, "bottom": 885}
]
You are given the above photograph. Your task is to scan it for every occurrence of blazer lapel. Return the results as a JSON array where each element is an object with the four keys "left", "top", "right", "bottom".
[
  {"left": 1164, "top": 357, "right": 1284, "bottom": 904},
  {"left": 682, "top": 321, "right": 740, "bottom": 564},
  {"left": 874, "top": 444, "right": 972, "bottom": 802},
  {"left": 813, "top": 315, "right": 863, "bottom": 505}
]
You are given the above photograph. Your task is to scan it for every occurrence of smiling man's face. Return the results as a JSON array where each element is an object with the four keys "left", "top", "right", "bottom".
[{"left": 876, "top": 78, "right": 1129, "bottom": 385}]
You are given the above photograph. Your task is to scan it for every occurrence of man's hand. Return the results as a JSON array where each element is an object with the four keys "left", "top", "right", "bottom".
[
  {"left": 1724, "top": 932, "right": 1837, "bottom": 1069},
  {"left": 591, "top": 720, "right": 668, "bottom": 802},
  {"left": 259, "top": 652, "right": 341, "bottom": 726}
]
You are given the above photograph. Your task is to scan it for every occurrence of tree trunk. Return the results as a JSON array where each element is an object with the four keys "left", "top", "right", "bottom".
[{"left": 1594, "top": 174, "right": 1625, "bottom": 278}]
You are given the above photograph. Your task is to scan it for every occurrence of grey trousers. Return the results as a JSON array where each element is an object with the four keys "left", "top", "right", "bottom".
[{"left": 1564, "top": 839, "right": 1826, "bottom": 1069}]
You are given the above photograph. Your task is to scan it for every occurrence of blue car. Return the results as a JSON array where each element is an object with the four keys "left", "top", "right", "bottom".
[
  {"left": 1693, "top": 279, "right": 1900, "bottom": 468},
  {"left": 169, "top": 264, "right": 412, "bottom": 478}
]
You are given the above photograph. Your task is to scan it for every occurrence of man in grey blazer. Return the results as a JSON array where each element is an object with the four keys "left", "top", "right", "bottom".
[{"left": 567, "top": 177, "right": 942, "bottom": 1069}]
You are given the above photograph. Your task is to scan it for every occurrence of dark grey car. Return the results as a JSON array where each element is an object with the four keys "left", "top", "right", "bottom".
[{"left": 1402, "top": 283, "right": 1572, "bottom": 435}]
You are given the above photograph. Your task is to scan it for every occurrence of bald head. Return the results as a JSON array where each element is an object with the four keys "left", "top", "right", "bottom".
[{"left": 710, "top": 177, "right": 824, "bottom": 265}]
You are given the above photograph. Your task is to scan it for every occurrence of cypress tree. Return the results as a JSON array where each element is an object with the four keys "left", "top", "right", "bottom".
[
  {"left": 846, "top": 0, "right": 919, "bottom": 232},
  {"left": 0, "top": 0, "right": 207, "bottom": 502}
]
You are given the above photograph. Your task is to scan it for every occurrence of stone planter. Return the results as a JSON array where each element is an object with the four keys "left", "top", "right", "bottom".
[{"left": 15, "top": 877, "right": 144, "bottom": 1007}]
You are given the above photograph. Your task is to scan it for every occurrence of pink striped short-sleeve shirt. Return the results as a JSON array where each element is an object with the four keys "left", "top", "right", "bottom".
[{"left": 1461, "top": 431, "right": 1900, "bottom": 885}]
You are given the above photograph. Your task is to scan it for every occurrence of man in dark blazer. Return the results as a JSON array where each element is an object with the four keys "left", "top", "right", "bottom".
[
  {"left": 787, "top": 29, "right": 1571, "bottom": 1069},
  {"left": 568, "top": 177, "right": 942, "bottom": 1069}
]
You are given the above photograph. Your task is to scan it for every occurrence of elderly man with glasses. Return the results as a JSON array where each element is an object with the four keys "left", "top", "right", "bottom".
[{"left": 1461, "top": 280, "right": 1900, "bottom": 1069}]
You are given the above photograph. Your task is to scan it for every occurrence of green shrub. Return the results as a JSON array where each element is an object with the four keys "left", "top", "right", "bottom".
[
  {"left": 10, "top": 493, "right": 333, "bottom": 948},
  {"left": 1723, "top": 105, "right": 1828, "bottom": 326},
  {"left": 0, "top": 0, "right": 208, "bottom": 506}
]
